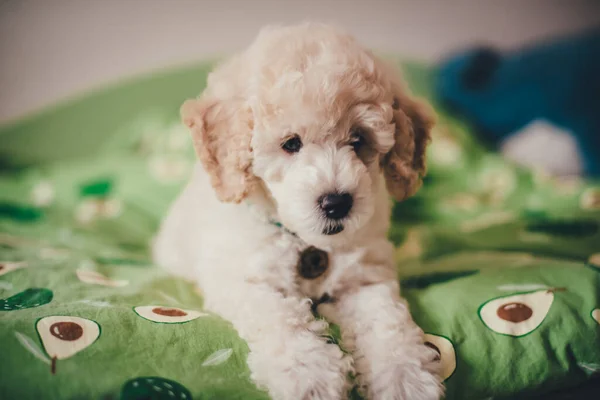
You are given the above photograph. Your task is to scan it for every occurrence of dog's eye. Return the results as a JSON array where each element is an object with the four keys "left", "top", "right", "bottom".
[
  {"left": 281, "top": 135, "right": 303, "bottom": 154},
  {"left": 350, "top": 127, "right": 367, "bottom": 153}
]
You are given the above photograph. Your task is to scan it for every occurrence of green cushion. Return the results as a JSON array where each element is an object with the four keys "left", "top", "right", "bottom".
[{"left": 1, "top": 60, "right": 599, "bottom": 400}]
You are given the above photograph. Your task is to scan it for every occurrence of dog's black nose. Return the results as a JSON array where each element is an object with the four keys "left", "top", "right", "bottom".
[{"left": 319, "top": 192, "right": 353, "bottom": 220}]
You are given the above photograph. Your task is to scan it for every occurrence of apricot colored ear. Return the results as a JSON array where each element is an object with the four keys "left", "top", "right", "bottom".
[
  {"left": 180, "top": 97, "right": 256, "bottom": 203},
  {"left": 383, "top": 94, "right": 435, "bottom": 201}
]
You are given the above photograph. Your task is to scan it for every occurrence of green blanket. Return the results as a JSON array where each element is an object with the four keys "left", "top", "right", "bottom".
[{"left": 1, "top": 61, "right": 599, "bottom": 400}]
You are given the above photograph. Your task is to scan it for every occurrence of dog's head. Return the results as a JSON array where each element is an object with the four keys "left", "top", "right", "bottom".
[{"left": 181, "top": 24, "right": 434, "bottom": 244}]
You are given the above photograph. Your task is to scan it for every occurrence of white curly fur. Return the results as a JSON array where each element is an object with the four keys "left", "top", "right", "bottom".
[{"left": 153, "top": 23, "right": 443, "bottom": 400}]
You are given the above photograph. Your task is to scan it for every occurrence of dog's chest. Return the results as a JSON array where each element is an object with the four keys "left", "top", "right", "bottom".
[{"left": 295, "top": 244, "right": 368, "bottom": 307}]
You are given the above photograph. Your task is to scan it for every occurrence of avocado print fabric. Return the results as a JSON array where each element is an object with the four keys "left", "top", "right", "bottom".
[{"left": 1, "top": 60, "right": 599, "bottom": 400}]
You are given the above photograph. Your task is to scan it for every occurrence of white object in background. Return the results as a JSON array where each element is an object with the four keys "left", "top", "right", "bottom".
[{"left": 501, "top": 119, "right": 583, "bottom": 177}]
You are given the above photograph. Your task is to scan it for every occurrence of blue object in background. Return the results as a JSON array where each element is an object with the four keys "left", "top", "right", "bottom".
[{"left": 435, "top": 28, "right": 600, "bottom": 176}]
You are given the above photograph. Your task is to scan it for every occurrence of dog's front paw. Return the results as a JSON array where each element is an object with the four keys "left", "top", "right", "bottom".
[
  {"left": 366, "top": 343, "right": 444, "bottom": 400},
  {"left": 248, "top": 332, "right": 352, "bottom": 400}
]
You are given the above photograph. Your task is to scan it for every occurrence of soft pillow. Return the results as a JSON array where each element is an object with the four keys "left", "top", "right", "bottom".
[{"left": 1, "top": 60, "right": 599, "bottom": 400}]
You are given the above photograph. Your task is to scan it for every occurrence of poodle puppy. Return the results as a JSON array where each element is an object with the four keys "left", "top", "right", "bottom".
[{"left": 153, "top": 23, "right": 443, "bottom": 400}]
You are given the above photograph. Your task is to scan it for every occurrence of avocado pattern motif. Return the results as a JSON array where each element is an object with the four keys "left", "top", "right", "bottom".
[
  {"left": 479, "top": 289, "right": 556, "bottom": 337},
  {"left": 424, "top": 333, "right": 456, "bottom": 381},
  {"left": 588, "top": 253, "right": 600, "bottom": 271},
  {"left": 0, "top": 261, "right": 28, "bottom": 276},
  {"left": 37, "top": 316, "right": 100, "bottom": 373},
  {"left": 134, "top": 305, "right": 207, "bottom": 324},
  {"left": 1, "top": 288, "right": 53, "bottom": 311},
  {"left": 120, "top": 377, "right": 192, "bottom": 400},
  {"left": 75, "top": 178, "right": 122, "bottom": 224},
  {"left": 76, "top": 269, "right": 129, "bottom": 287}
]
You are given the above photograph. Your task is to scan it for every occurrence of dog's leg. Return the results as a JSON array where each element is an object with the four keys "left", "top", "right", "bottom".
[
  {"left": 321, "top": 281, "right": 443, "bottom": 400},
  {"left": 203, "top": 281, "right": 352, "bottom": 400}
]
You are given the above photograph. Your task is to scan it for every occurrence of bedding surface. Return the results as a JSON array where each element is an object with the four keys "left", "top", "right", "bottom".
[{"left": 1, "top": 61, "right": 599, "bottom": 400}]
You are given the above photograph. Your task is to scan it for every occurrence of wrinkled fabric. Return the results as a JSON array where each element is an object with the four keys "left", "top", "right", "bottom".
[{"left": 0, "top": 61, "right": 599, "bottom": 400}]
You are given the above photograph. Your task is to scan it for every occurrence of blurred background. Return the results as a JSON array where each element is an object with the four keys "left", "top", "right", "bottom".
[
  {"left": 1, "top": 0, "right": 599, "bottom": 120},
  {"left": 1, "top": 0, "right": 600, "bottom": 176}
]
